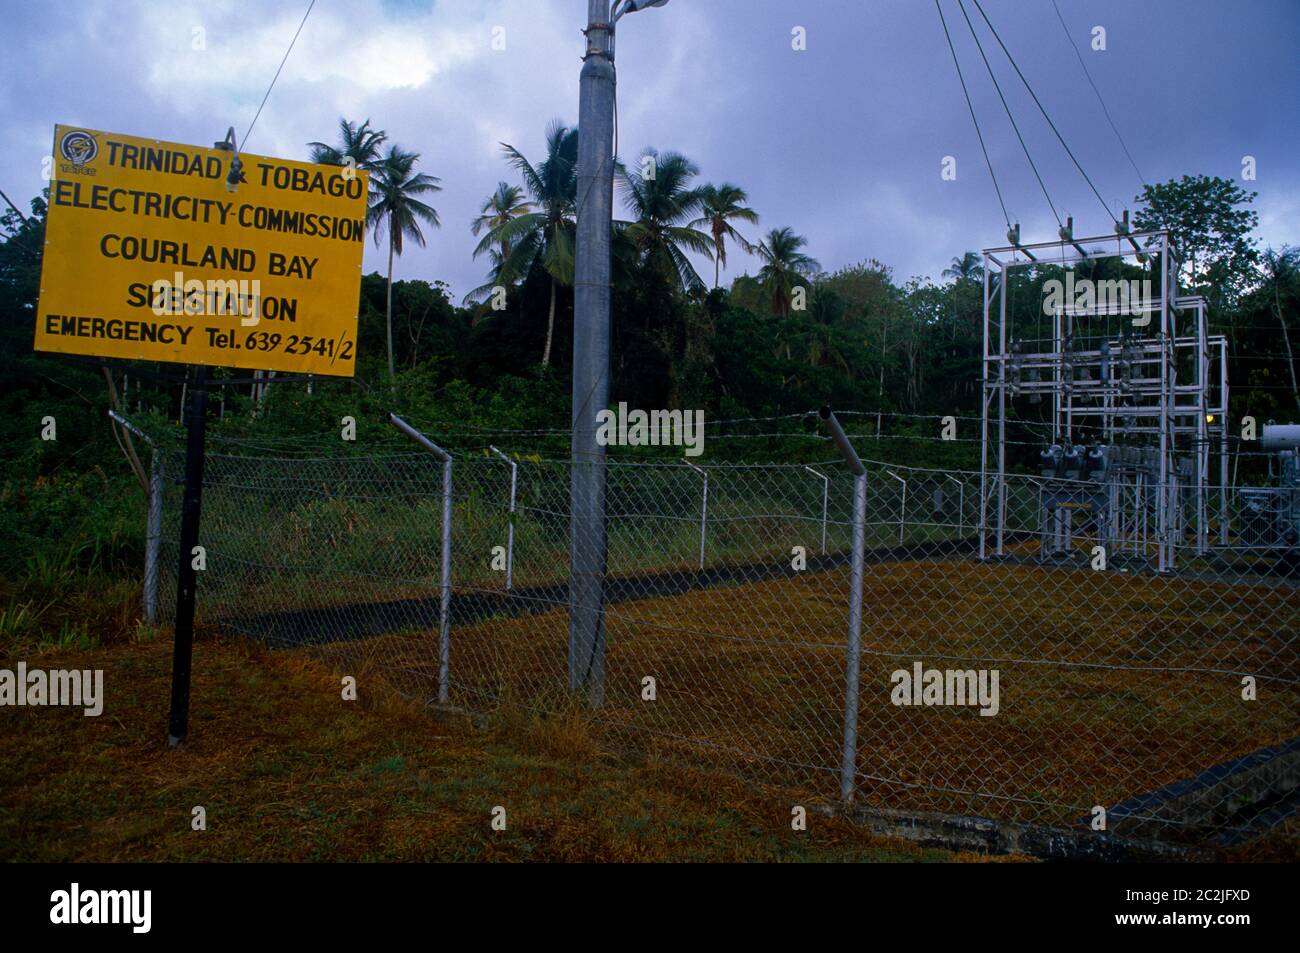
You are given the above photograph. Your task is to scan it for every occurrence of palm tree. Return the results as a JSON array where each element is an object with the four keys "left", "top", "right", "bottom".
[
  {"left": 755, "top": 226, "right": 820, "bottom": 317},
  {"left": 619, "top": 149, "right": 714, "bottom": 293},
  {"left": 470, "top": 121, "right": 578, "bottom": 367},
  {"left": 689, "top": 183, "right": 758, "bottom": 289},
  {"left": 942, "top": 251, "right": 983, "bottom": 283},
  {"left": 270, "top": 120, "right": 389, "bottom": 402},
  {"left": 367, "top": 146, "right": 442, "bottom": 381},
  {"left": 308, "top": 118, "right": 387, "bottom": 187},
  {"left": 803, "top": 287, "right": 851, "bottom": 371},
  {"left": 942, "top": 251, "right": 983, "bottom": 343},
  {"left": 471, "top": 182, "right": 533, "bottom": 267}
]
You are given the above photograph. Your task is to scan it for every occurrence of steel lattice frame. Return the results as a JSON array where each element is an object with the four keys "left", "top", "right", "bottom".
[{"left": 978, "top": 229, "right": 1230, "bottom": 572}]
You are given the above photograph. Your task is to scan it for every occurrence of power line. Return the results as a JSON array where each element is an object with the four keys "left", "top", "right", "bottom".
[
  {"left": 969, "top": 0, "right": 1116, "bottom": 223},
  {"left": 0, "top": 187, "right": 30, "bottom": 223},
  {"left": 1049, "top": 0, "right": 1147, "bottom": 190},
  {"left": 242, "top": 0, "right": 317, "bottom": 149},
  {"left": 954, "top": 0, "right": 1061, "bottom": 227},
  {"left": 934, "top": 0, "right": 1011, "bottom": 227}
]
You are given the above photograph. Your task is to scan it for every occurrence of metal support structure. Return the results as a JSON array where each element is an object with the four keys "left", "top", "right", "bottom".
[
  {"left": 567, "top": 0, "right": 671, "bottom": 705},
  {"left": 569, "top": 0, "right": 618, "bottom": 705},
  {"left": 820, "top": 406, "right": 866, "bottom": 805},
  {"left": 489, "top": 446, "right": 517, "bottom": 590},
  {"left": 145, "top": 448, "right": 163, "bottom": 625},
  {"left": 979, "top": 229, "right": 1228, "bottom": 573},
  {"left": 997, "top": 251, "right": 1008, "bottom": 557},
  {"left": 1219, "top": 346, "right": 1230, "bottom": 546},
  {"left": 1195, "top": 297, "right": 1210, "bottom": 555},
  {"left": 167, "top": 365, "right": 208, "bottom": 747},
  {"left": 685, "top": 459, "right": 708, "bottom": 569},
  {"left": 1156, "top": 247, "right": 1171, "bottom": 572},
  {"left": 389, "top": 414, "right": 453, "bottom": 704},
  {"left": 108, "top": 409, "right": 162, "bottom": 625},
  {"left": 805, "top": 466, "right": 829, "bottom": 554},
  {"left": 978, "top": 263, "right": 998, "bottom": 559}
]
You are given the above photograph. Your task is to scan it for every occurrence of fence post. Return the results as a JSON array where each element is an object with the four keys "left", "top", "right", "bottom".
[
  {"left": 946, "top": 474, "right": 964, "bottom": 538},
  {"left": 685, "top": 459, "right": 707, "bottom": 569},
  {"left": 805, "top": 466, "right": 829, "bottom": 554},
  {"left": 145, "top": 448, "right": 163, "bottom": 625},
  {"left": 885, "top": 469, "right": 907, "bottom": 545},
  {"left": 109, "top": 410, "right": 162, "bottom": 626},
  {"left": 489, "top": 446, "right": 516, "bottom": 591},
  {"left": 389, "top": 414, "right": 454, "bottom": 705},
  {"left": 820, "top": 406, "right": 866, "bottom": 806},
  {"left": 166, "top": 366, "right": 208, "bottom": 747}
]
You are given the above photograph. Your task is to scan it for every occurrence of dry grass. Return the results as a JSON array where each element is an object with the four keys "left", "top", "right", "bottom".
[
  {"left": 0, "top": 634, "right": 962, "bottom": 863},
  {"left": 7, "top": 550, "right": 1293, "bottom": 861},
  {"left": 310, "top": 556, "right": 1300, "bottom": 846}
]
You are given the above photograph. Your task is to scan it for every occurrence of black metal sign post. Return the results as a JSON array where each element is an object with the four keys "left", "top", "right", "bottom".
[{"left": 167, "top": 364, "right": 209, "bottom": 747}]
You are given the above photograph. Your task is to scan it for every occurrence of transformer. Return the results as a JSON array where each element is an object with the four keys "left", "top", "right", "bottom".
[{"left": 1239, "top": 424, "right": 1300, "bottom": 554}]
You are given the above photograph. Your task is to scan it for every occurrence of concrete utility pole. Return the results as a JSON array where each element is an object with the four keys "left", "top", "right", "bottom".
[{"left": 569, "top": 0, "right": 668, "bottom": 703}]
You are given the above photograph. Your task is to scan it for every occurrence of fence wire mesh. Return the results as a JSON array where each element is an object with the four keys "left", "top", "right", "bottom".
[{"left": 154, "top": 439, "right": 1300, "bottom": 851}]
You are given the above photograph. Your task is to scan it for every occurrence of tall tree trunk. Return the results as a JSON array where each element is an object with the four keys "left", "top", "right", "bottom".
[
  {"left": 257, "top": 371, "right": 276, "bottom": 415},
  {"left": 713, "top": 224, "right": 724, "bottom": 290},
  {"left": 101, "top": 366, "right": 148, "bottom": 493},
  {"left": 541, "top": 278, "right": 557, "bottom": 367},
  {"left": 1276, "top": 285, "right": 1300, "bottom": 412},
  {"left": 876, "top": 322, "right": 888, "bottom": 438},
  {"left": 386, "top": 233, "right": 396, "bottom": 382}
]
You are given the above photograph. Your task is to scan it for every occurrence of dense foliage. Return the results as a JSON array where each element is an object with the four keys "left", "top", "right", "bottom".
[{"left": 1, "top": 119, "right": 1296, "bottom": 585}]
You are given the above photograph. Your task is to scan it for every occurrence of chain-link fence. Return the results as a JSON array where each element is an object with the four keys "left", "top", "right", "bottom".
[{"left": 150, "top": 420, "right": 1300, "bottom": 853}]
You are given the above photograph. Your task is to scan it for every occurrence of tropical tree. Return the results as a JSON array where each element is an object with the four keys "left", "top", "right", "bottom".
[
  {"left": 689, "top": 183, "right": 758, "bottom": 289},
  {"left": 266, "top": 120, "right": 391, "bottom": 400},
  {"left": 1261, "top": 246, "right": 1300, "bottom": 412},
  {"left": 755, "top": 226, "right": 820, "bottom": 317},
  {"left": 471, "top": 121, "right": 578, "bottom": 367},
  {"left": 367, "top": 146, "right": 442, "bottom": 381},
  {"left": 766, "top": 286, "right": 846, "bottom": 371},
  {"left": 1133, "top": 174, "right": 1260, "bottom": 315},
  {"left": 619, "top": 149, "right": 714, "bottom": 293},
  {"left": 942, "top": 251, "right": 983, "bottom": 344},
  {"left": 470, "top": 182, "right": 533, "bottom": 271},
  {"left": 942, "top": 251, "right": 983, "bottom": 283},
  {"left": 897, "top": 278, "right": 944, "bottom": 411},
  {"left": 308, "top": 118, "right": 387, "bottom": 188},
  {"left": 806, "top": 287, "right": 850, "bottom": 367},
  {"left": 822, "top": 260, "right": 896, "bottom": 432}
]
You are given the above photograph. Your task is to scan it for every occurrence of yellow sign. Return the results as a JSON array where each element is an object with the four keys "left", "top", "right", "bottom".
[{"left": 35, "top": 124, "right": 368, "bottom": 377}]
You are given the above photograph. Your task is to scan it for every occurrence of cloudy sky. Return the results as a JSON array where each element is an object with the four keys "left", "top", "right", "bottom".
[{"left": 4, "top": 0, "right": 1297, "bottom": 300}]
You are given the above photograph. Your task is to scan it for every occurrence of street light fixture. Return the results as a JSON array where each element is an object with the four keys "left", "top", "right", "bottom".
[{"left": 615, "top": 0, "right": 669, "bottom": 18}]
